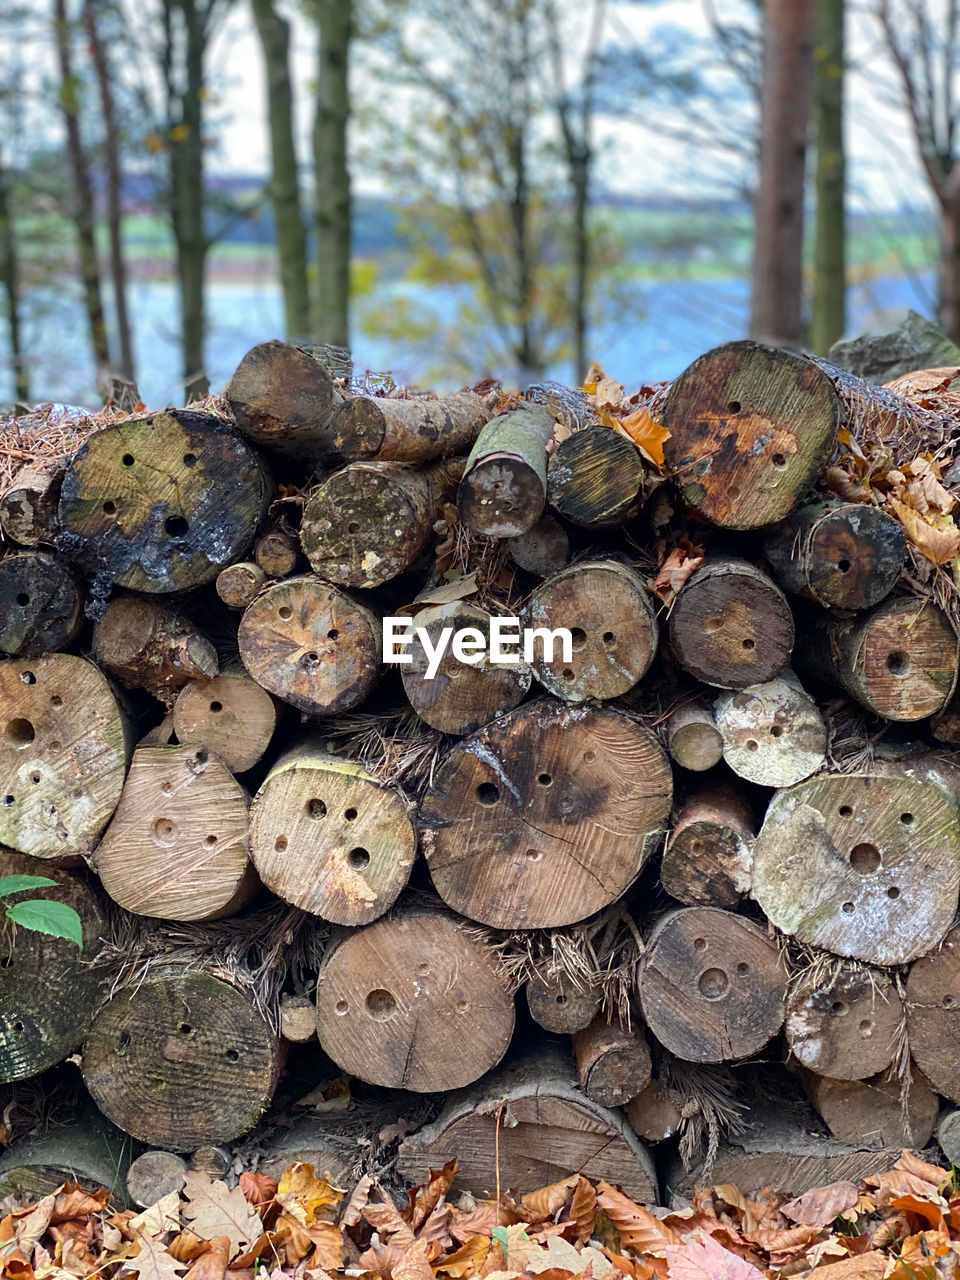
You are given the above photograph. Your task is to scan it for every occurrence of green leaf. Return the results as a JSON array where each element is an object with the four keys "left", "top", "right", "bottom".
[
  {"left": 492, "top": 1226, "right": 508, "bottom": 1259},
  {"left": 0, "top": 874, "right": 58, "bottom": 900},
  {"left": 5, "top": 900, "right": 83, "bottom": 948}
]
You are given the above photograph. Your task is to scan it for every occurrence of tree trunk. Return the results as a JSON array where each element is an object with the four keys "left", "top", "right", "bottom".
[
  {"left": 0, "top": 460, "right": 65, "bottom": 546},
  {"left": 572, "top": 1016, "right": 652, "bottom": 1107},
  {"left": 941, "top": 171, "right": 960, "bottom": 344},
  {"left": 0, "top": 551, "right": 83, "bottom": 657},
  {"left": 330, "top": 389, "right": 495, "bottom": 464},
  {"left": 810, "top": 0, "right": 846, "bottom": 354},
  {"left": 458, "top": 405, "right": 556, "bottom": 538},
  {"left": 172, "top": 668, "right": 277, "bottom": 774},
  {"left": 312, "top": 0, "right": 351, "bottom": 347},
  {"left": 661, "top": 785, "right": 755, "bottom": 909},
  {"left": 0, "top": 146, "right": 27, "bottom": 404},
  {"left": 547, "top": 425, "right": 645, "bottom": 526},
  {"left": 92, "top": 594, "right": 219, "bottom": 701},
  {"left": 785, "top": 964, "right": 902, "bottom": 1081},
  {"left": 713, "top": 673, "right": 827, "bottom": 787}
]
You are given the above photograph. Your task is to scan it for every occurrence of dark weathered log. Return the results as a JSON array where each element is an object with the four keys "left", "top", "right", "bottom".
[
  {"left": 0, "top": 655, "right": 129, "bottom": 861},
  {"left": 573, "top": 1016, "right": 652, "bottom": 1107},
  {"left": 83, "top": 966, "right": 281, "bottom": 1150},
  {"left": 225, "top": 339, "right": 344, "bottom": 458},
  {"left": 458, "top": 405, "right": 557, "bottom": 537},
  {"left": 637, "top": 907, "right": 787, "bottom": 1063},
  {"left": 665, "top": 701, "right": 724, "bottom": 772},
  {"left": 713, "top": 674, "right": 826, "bottom": 787},
  {"left": 126, "top": 1150, "right": 187, "bottom": 1208},
  {"left": 315, "top": 907, "right": 515, "bottom": 1091},
  {"left": 249, "top": 743, "right": 415, "bottom": 925},
  {"left": 238, "top": 574, "right": 381, "bottom": 716},
  {"left": 329, "top": 389, "right": 495, "bottom": 464},
  {"left": 764, "top": 501, "right": 906, "bottom": 609},
  {"left": 216, "top": 560, "right": 267, "bottom": 610},
  {"left": 625, "top": 1077, "right": 682, "bottom": 1144},
  {"left": 525, "top": 559, "right": 658, "bottom": 702},
  {"left": 524, "top": 972, "right": 602, "bottom": 1034},
  {"left": 661, "top": 785, "right": 754, "bottom": 909},
  {"left": 805, "top": 1068, "right": 937, "bottom": 1150},
  {"left": 255, "top": 524, "right": 300, "bottom": 577},
  {"left": 420, "top": 698, "right": 672, "bottom": 929},
  {"left": 754, "top": 772, "right": 960, "bottom": 965},
  {"left": 668, "top": 558, "right": 794, "bottom": 689},
  {"left": 906, "top": 923, "right": 960, "bottom": 1104},
  {"left": 661, "top": 340, "right": 841, "bottom": 529},
  {"left": 58, "top": 409, "right": 270, "bottom": 593},
  {"left": 785, "top": 964, "right": 903, "bottom": 1081},
  {"left": 0, "top": 1114, "right": 132, "bottom": 1204},
  {"left": 505, "top": 514, "right": 570, "bottom": 577},
  {"left": 300, "top": 458, "right": 463, "bottom": 588},
  {"left": 548, "top": 425, "right": 645, "bottom": 526},
  {"left": 172, "top": 669, "right": 277, "bottom": 774},
  {"left": 0, "top": 551, "right": 83, "bottom": 656},
  {"left": 0, "top": 459, "right": 64, "bottom": 546},
  {"left": 279, "top": 993, "right": 316, "bottom": 1043},
  {"left": 93, "top": 594, "right": 219, "bottom": 702},
  {"left": 937, "top": 1108, "right": 960, "bottom": 1166}
]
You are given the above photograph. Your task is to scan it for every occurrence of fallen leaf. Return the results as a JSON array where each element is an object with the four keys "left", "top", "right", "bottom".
[
  {"left": 15, "top": 1197, "right": 54, "bottom": 1262},
  {"left": 569, "top": 1179, "right": 596, "bottom": 1246},
  {"left": 405, "top": 1163, "right": 457, "bottom": 1233},
  {"left": 650, "top": 543, "right": 705, "bottom": 607},
  {"left": 167, "top": 1233, "right": 207, "bottom": 1265},
  {"left": 393, "top": 1240, "right": 434, "bottom": 1280},
  {"left": 887, "top": 496, "right": 960, "bottom": 563},
  {"left": 237, "top": 1175, "right": 276, "bottom": 1210},
  {"left": 664, "top": 1231, "right": 763, "bottom": 1279},
  {"left": 362, "top": 1202, "right": 416, "bottom": 1249},
  {"left": 521, "top": 1178, "right": 578, "bottom": 1222},
  {"left": 184, "top": 1238, "right": 230, "bottom": 1280},
  {"left": 781, "top": 1180, "right": 859, "bottom": 1227},
  {"left": 895, "top": 1150, "right": 950, "bottom": 1186},
  {"left": 131, "top": 1194, "right": 181, "bottom": 1239},
  {"left": 121, "top": 1234, "right": 187, "bottom": 1280},
  {"left": 180, "top": 1176, "right": 261, "bottom": 1259},
  {"left": 340, "top": 1176, "right": 373, "bottom": 1229},
  {"left": 798, "top": 1251, "right": 888, "bottom": 1279},
  {"left": 434, "top": 1235, "right": 490, "bottom": 1277},
  {"left": 358, "top": 1232, "right": 406, "bottom": 1278},
  {"left": 596, "top": 1184, "right": 676, "bottom": 1256},
  {"left": 741, "top": 1224, "right": 821, "bottom": 1265},
  {"left": 308, "top": 1222, "right": 343, "bottom": 1271},
  {"left": 619, "top": 406, "right": 669, "bottom": 467}
]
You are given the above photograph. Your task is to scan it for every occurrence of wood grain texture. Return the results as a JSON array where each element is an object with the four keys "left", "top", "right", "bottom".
[
  {"left": 458, "top": 405, "right": 556, "bottom": 537},
  {"left": 661, "top": 785, "right": 754, "bottom": 908},
  {"left": 625, "top": 1078, "right": 682, "bottom": 1143},
  {"left": 524, "top": 973, "right": 602, "bottom": 1034},
  {"left": 906, "top": 924, "right": 960, "bottom": 1104},
  {"left": 329, "top": 390, "right": 493, "bottom": 464},
  {"left": 0, "top": 1116, "right": 131, "bottom": 1204},
  {"left": 785, "top": 965, "right": 903, "bottom": 1080},
  {"left": 126, "top": 1151, "right": 187, "bottom": 1208},
  {"left": 573, "top": 1016, "right": 652, "bottom": 1107},
  {"left": 665, "top": 701, "right": 724, "bottom": 772},
  {"left": 93, "top": 594, "right": 219, "bottom": 702},
  {"left": 713, "top": 674, "right": 826, "bottom": 787},
  {"left": 0, "top": 459, "right": 64, "bottom": 546},
  {"left": 173, "top": 670, "right": 277, "bottom": 773},
  {"left": 505, "top": 515, "right": 570, "bottom": 578},
  {"left": 0, "top": 551, "right": 83, "bottom": 656},
  {"left": 548, "top": 426, "right": 645, "bottom": 526},
  {"left": 255, "top": 526, "right": 300, "bottom": 578},
  {"left": 806, "top": 1068, "right": 937, "bottom": 1150},
  {"left": 226, "top": 340, "right": 344, "bottom": 458},
  {"left": 216, "top": 561, "right": 267, "bottom": 610}
]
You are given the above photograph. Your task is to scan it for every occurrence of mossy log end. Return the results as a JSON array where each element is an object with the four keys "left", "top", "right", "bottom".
[
  {"left": 785, "top": 965, "right": 903, "bottom": 1081},
  {"left": 458, "top": 405, "right": 557, "bottom": 537},
  {"left": 548, "top": 426, "right": 645, "bottom": 527},
  {"left": 0, "top": 551, "right": 83, "bottom": 656},
  {"left": 329, "top": 390, "right": 494, "bottom": 464},
  {"left": 225, "top": 340, "right": 344, "bottom": 458}
]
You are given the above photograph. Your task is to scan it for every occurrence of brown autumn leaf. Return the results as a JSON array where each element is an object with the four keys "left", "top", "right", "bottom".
[
  {"left": 521, "top": 1177, "right": 579, "bottom": 1221},
  {"left": 180, "top": 1175, "right": 261, "bottom": 1258},
  {"left": 650, "top": 543, "right": 705, "bottom": 607},
  {"left": 569, "top": 1178, "right": 597, "bottom": 1246},
  {"left": 358, "top": 1233, "right": 407, "bottom": 1278},
  {"left": 823, "top": 464, "right": 870, "bottom": 503},
  {"left": 275, "top": 1165, "right": 342, "bottom": 1228},
  {"left": 362, "top": 1201, "right": 417, "bottom": 1249},
  {"left": 307, "top": 1222, "right": 343, "bottom": 1271},
  {"left": 340, "top": 1176, "right": 373, "bottom": 1229},
  {"left": 51, "top": 1186, "right": 109, "bottom": 1225},
  {"left": 887, "top": 496, "right": 960, "bottom": 564},
  {"left": 800, "top": 1251, "right": 889, "bottom": 1279},
  {"left": 184, "top": 1238, "right": 230, "bottom": 1280},
  {"left": 889, "top": 1193, "right": 947, "bottom": 1231},
  {"left": 663, "top": 1231, "right": 762, "bottom": 1279},
  {"left": 237, "top": 1175, "right": 277, "bottom": 1210},
  {"left": 404, "top": 1162, "right": 457, "bottom": 1232},
  {"left": 228, "top": 1234, "right": 274, "bottom": 1269},
  {"left": 599, "top": 1247, "right": 656, "bottom": 1280},
  {"left": 167, "top": 1233, "right": 207, "bottom": 1265},
  {"left": 741, "top": 1224, "right": 821, "bottom": 1264},
  {"left": 433, "top": 1235, "right": 490, "bottom": 1278},
  {"left": 14, "top": 1196, "right": 54, "bottom": 1262},
  {"left": 448, "top": 1201, "right": 523, "bottom": 1244},
  {"left": 781, "top": 1180, "right": 859, "bottom": 1227},
  {"left": 596, "top": 1183, "right": 677, "bottom": 1256},
  {"left": 594, "top": 376, "right": 624, "bottom": 411},
  {"left": 414, "top": 572, "right": 478, "bottom": 608},
  {"left": 393, "top": 1240, "right": 435, "bottom": 1280},
  {"left": 619, "top": 405, "right": 670, "bottom": 467},
  {"left": 895, "top": 1150, "right": 950, "bottom": 1187},
  {"left": 416, "top": 1202, "right": 452, "bottom": 1248},
  {"left": 120, "top": 1234, "right": 188, "bottom": 1280}
]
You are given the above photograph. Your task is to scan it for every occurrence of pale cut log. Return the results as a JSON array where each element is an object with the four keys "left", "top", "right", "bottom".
[
  {"left": 315, "top": 907, "right": 515, "bottom": 1092},
  {"left": 785, "top": 964, "right": 903, "bottom": 1081},
  {"left": 83, "top": 966, "right": 281, "bottom": 1150},
  {"left": 226, "top": 340, "right": 344, "bottom": 458},
  {"left": 0, "top": 551, "right": 83, "bottom": 656},
  {"left": 754, "top": 772, "right": 960, "bottom": 966},
  {"left": 625, "top": 1078, "right": 682, "bottom": 1144},
  {"left": 505, "top": 514, "right": 570, "bottom": 578},
  {"left": 661, "top": 340, "right": 840, "bottom": 529},
  {"left": 172, "top": 669, "right": 277, "bottom": 774},
  {"left": 0, "top": 1115, "right": 132, "bottom": 1204},
  {"left": 458, "top": 405, "right": 557, "bottom": 537},
  {"left": 525, "top": 559, "right": 658, "bottom": 702},
  {"left": 401, "top": 601, "right": 532, "bottom": 734},
  {"left": 249, "top": 743, "right": 415, "bottom": 925},
  {"left": 573, "top": 1016, "right": 652, "bottom": 1107},
  {"left": 216, "top": 561, "right": 267, "bottom": 610},
  {"left": 806, "top": 1068, "right": 937, "bottom": 1150},
  {"left": 668, "top": 558, "right": 794, "bottom": 689},
  {"left": 713, "top": 674, "right": 827, "bottom": 787},
  {"left": 91, "top": 744, "right": 256, "bottom": 922},
  {"left": 665, "top": 701, "right": 723, "bottom": 772},
  {"left": 190, "top": 1146, "right": 231, "bottom": 1179},
  {"left": 548, "top": 425, "right": 645, "bottom": 526},
  {"left": 906, "top": 924, "right": 960, "bottom": 1104},
  {"left": 126, "top": 1150, "right": 187, "bottom": 1208},
  {"left": 0, "top": 655, "right": 129, "bottom": 861},
  {"left": 525, "top": 973, "right": 601, "bottom": 1034},
  {"left": 638, "top": 907, "right": 787, "bottom": 1063},
  {"left": 398, "top": 1051, "right": 658, "bottom": 1202},
  {"left": 329, "top": 389, "right": 495, "bottom": 464},
  {"left": 764, "top": 500, "right": 906, "bottom": 609},
  {"left": 0, "top": 851, "right": 105, "bottom": 1082},
  {"left": 279, "top": 993, "right": 316, "bottom": 1042},
  {"left": 255, "top": 525, "right": 300, "bottom": 578},
  {"left": 58, "top": 409, "right": 269, "bottom": 593},
  {"left": 93, "top": 594, "right": 219, "bottom": 702},
  {"left": 0, "top": 459, "right": 64, "bottom": 546},
  {"left": 300, "top": 458, "right": 462, "bottom": 589},
  {"left": 937, "top": 1108, "right": 960, "bottom": 1166},
  {"left": 661, "top": 785, "right": 754, "bottom": 909},
  {"left": 238, "top": 574, "right": 381, "bottom": 716},
  {"left": 419, "top": 698, "right": 673, "bottom": 929}
]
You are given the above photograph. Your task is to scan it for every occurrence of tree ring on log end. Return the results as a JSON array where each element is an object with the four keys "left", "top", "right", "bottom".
[
  {"left": 907, "top": 925, "right": 960, "bottom": 1103},
  {"left": 547, "top": 426, "right": 645, "bottom": 526},
  {"left": 785, "top": 964, "right": 902, "bottom": 1080}
]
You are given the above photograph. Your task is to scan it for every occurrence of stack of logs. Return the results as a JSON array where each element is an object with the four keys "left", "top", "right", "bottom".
[{"left": 8, "top": 336, "right": 960, "bottom": 1207}]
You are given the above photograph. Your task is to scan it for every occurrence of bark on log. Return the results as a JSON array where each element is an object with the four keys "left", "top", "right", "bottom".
[
  {"left": 82, "top": 966, "right": 281, "bottom": 1150},
  {"left": 505, "top": 514, "right": 570, "bottom": 578},
  {"left": 785, "top": 964, "right": 903, "bottom": 1081},
  {"left": 93, "top": 594, "right": 219, "bottom": 702},
  {"left": 401, "top": 602, "right": 532, "bottom": 734},
  {"left": 637, "top": 907, "right": 787, "bottom": 1063},
  {"left": 329, "top": 390, "right": 494, "bottom": 464},
  {"left": 625, "top": 1078, "right": 682, "bottom": 1144},
  {"left": 665, "top": 701, "right": 724, "bottom": 772},
  {"left": 279, "top": 993, "right": 316, "bottom": 1042},
  {"left": 300, "top": 459, "right": 462, "bottom": 589},
  {"left": 0, "top": 655, "right": 129, "bottom": 861},
  {"left": 91, "top": 744, "right": 256, "bottom": 922},
  {"left": 249, "top": 743, "right": 415, "bottom": 924},
  {"left": 805, "top": 1069, "right": 937, "bottom": 1150},
  {"left": 126, "top": 1150, "right": 187, "bottom": 1208},
  {"left": 0, "top": 851, "right": 105, "bottom": 1082},
  {"left": 216, "top": 561, "right": 267, "bottom": 610},
  {"left": 238, "top": 575, "right": 381, "bottom": 716},
  {"left": 0, "top": 551, "right": 83, "bottom": 656},
  {"left": 668, "top": 558, "right": 794, "bottom": 689},
  {"left": 524, "top": 973, "right": 602, "bottom": 1034},
  {"left": 661, "top": 785, "right": 754, "bottom": 909},
  {"left": 525, "top": 560, "right": 658, "bottom": 702},
  {"left": 661, "top": 340, "right": 841, "bottom": 529},
  {"left": 764, "top": 500, "right": 906, "bottom": 609},
  {"left": 398, "top": 1051, "right": 658, "bottom": 1202},
  {"left": 713, "top": 674, "right": 827, "bottom": 787},
  {"left": 573, "top": 1016, "right": 652, "bottom": 1107},
  {"left": 255, "top": 525, "right": 300, "bottom": 577},
  {"left": 225, "top": 339, "right": 344, "bottom": 459},
  {"left": 547, "top": 426, "right": 645, "bottom": 526},
  {"left": 906, "top": 924, "right": 960, "bottom": 1104},
  {"left": 458, "top": 405, "right": 557, "bottom": 537},
  {"left": 754, "top": 772, "right": 960, "bottom": 965},
  {"left": 315, "top": 907, "right": 515, "bottom": 1092},
  {"left": 0, "top": 459, "right": 64, "bottom": 546},
  {"left": 419, "top": 699, "right": 673, "bottom": 929},
  {"left": 0, "top": 1115, "right": 132, "bottom": 1204},
  {"left": 172, "top": 669, "right": 277, "bottom": 773},
  {"left": 58, "top": 410, "right": 269, "bottom": 593}
]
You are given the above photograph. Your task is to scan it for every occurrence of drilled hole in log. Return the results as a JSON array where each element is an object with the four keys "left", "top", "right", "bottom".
[
  {"left": 901, "top": 812, "right": 915, "bottom": 825},
  {"left": 728, "top": 485, "right": 741, "bottom": 500},
  {"left": 344, "top": 806, "right": 358, "bottom": 820},
  {"left": 204, "top": 835, "right": 217, "bottom": 848},
  {"left": 886, "top": 649, "right": 910, "bottom": 676},
  {"left": 5, "top": 718, "right": 35, "bottom": 747},
  {"left": 118, "top": 1031, "right": 130, "bottom": 1048},
  {"left": 327, "top": 629, "right": 339, "bottom": 641},
  {"left": 737, "top": 962, "right": 749, "bottom": 975},
  {"left": 50, "top": 694, "right": 62, "bottom": 707},
  {"left": 693, "top": 937, "right": 707, "bottom": 951},
  {"left": 0, "top": 957, "right": 12, "bottom": 968},
  {"left": 537, "top": 773, "right": 553, "bottom": 786},
  {"left": 570, "top": 627, "right": 587, "bottom": 651},
  {"left": 366, "top": 989, "right": 397, "bottom": 1021},
  {"left": 742, "top": 637, "right": 755, "bottom": 650},
  {"left": 278, "top": 605, "right": 292, "bottom": 620},
  {"left": 690, "top": 838, "right": 705, "bottom": 854},
  {"left": 839, "top": 805, "right": 853, "bottom": 818},
  {"left": 347, "top": 521, "right": 360, "bottom": 534},
  {"left": 152, "top": 817, "right": 177, "bottom": 847},
  {"left": 603, "top": 630, "right": 616, "bottom": 647},
  {"left": 476, "top": 782, "right": 499, "bottom": 806},
  {"left": 583, "top": 750, "right": 596, "bottom": 763},
  {"left": 859, "top": 1019, "right": 874, "bottom": 1035},
  {"left": 887, "top": 885, "right": 901, "bottom": 899},
  {"left": 944, "top": 995, "right": 955, "bottom": 1008},
  {"left": 832, "top": 1001, "right": 848, "bottom": 1015},
  {"left": 304, "top": 651, "right": 319, "bottom": 663},
  {"left": 525, "top": 847, "right": 544, "bottom": 861},
  {"left": 348, "top": 847, "right": 370, "bottom": 869},
  {"left": 703, "top": 616, "right": 724, "bottom": 633},
  {"left": 103, "top": 501, "right": 117, "bottom": 515},
  {"left": 209, "top": 701, "right": 223, "bottom": 713},
  {"left": 838, "top": 558, "right": 851, "bottom": 572},
  {"left": 225, "top": 1048, "right": 240, "bottom": 1062},
  {"left": 698, "top": 967, "right": 729, "bottom": 999},
  {"left": 29, "top": 773, "right": 39, "bottom": 785},
  {"left": 15, "top": 592, "right": 28, "bottom": 606},
  {"left": 2, "top": 797, "right": 12, "bottom": 806},
  {"left": 275, "top": 835, "right": 288, "bottom": 852},
  {"left": 20, "top": 671, "right": 35, "bottom": 685},
  {"left": 177, "top": 1022, "right": 195, "bottom": 1039},
  {"left": 770, "top": 724, "right": 783, "bottom": 738},
  {"left": 161, "top": 781, "right": 173, "bottom": 795},
  {"left": 771, "top": 453, "right": 787, "bottom": 468},
  {"left": 12, "top": 1021, "right": 23, "bottom": 1034},
  {"left": 746, "top": 739, "right": 759, "bottom": 752},
  {"left": 417, "top": 962, "right": 430, "bottom": 975},
  {"left": 164, "top": 515, "right": 189, "bottom": 539},
  {"left": 195, "top": 750, "right": 207, "bottom": 764},
  {"left": 850, "top": 843, "right": 881, "bottom": 874},
  {"left": 728, "top": 401, "right": 742, "bottom": 414},
  {"left": 183, "top": 453, "right": 197, "bottom": 467},
  {"left": 335, "top": 1000, "right": 348, "bottom": 1014},
  {"left": 555, "top": 994, "right": 566, "bottom": 1004},
  {"left": 562, "top": 667, "right": 575, "bottom": 680},
  {"left": 842, "top": 901, "right": 855, "bottom": 914},
  {"left": 122, "top": 453, "right": 135, "bottom": 467},
  {"left": 307, "top": 798, "right": 327, "bottom": 819},
  {"left": 49, "top": 741, "right": 60, "bottom": 751}
]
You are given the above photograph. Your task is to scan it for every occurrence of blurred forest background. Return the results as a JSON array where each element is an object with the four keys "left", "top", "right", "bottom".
[{"left": 0, "top": 0, "right": 957, "bottom": 407}]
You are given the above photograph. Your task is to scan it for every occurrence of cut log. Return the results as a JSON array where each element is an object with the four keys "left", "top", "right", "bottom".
[
  {"left": 637, "top": 907, "right": 787, "bottom": 1063},
  {"left": 253, "top": 1102, "right": 421, "bottom": 1184},
  {"left": 0, "top": 1115, "right": 132, "bottom": 1204},
  {"left": 754, "top": 772, "right": 960, "bottom": 966},
  {"left": 172, "top": 669, "right": 277, "bottom": 774},
  {"left": 329, "top": 389, "right": 494, "bottom": 464},
  {"left": 82, "top": 966, "right": 281, "bottom": 1150},
  {"left": 238, "top": 575, "right": 381, "bottom": 716},
  {"left": 0, "top": 655, "right": 129, "bottom": 861},
  {"left": 625, "top": 1078, "right": 682, "bottom": 1144},
  {"left": 764, "top": 501, "right": 906, "bottom": 609},
  {"left": 713, "top": 674, "right": 827, "bottom": 787},
  {"left": 0, "top": 851, "right": 105, "bottom": 1082},
  {"left": 419, "top": 698, "right": 673, "bottom": 929},
  {"left": 937, "top": 1108, "right": 960, "bottom": 1166},
  {"left": 661, "top": 785, "right": 754, "bottom": 909},
  {"left": 401, "top": 602, "right": 532, "bottom": 735},
  {"left": 255, "top": 525, "right": 300, "bottom": 578},
  {"left": 458, "top": 405, "right": 557, "bottom": 537},
  {"left": 91, "top": 744, "right": 255, "bottom": 922},
  {"left": 190, "top": 1145, "right": 231, "bottom": 1179},
  {"left": 548, "top": 425, "right": 645, "bottom": 526},
  {"left": 93, "top": 594, "right": 219, "bottom": 702},
  {"left": 216, "top": 561, "right": 267, "bottom": 610},
  {"left": 225, "top": 339, "right": 344, "bottom": 459},
  {"left": 668, "top": 558, "right": 794, "bottom": 689},
  {"left": 505, "top": 514, "right": 570, "bottom": 578},
  {"left": 665, "top": 701, "right": 724, "bottom": 773},
  {"left": 0, "top": 551, "right": 83, "bottom": 656},
  {"left": 524, "top": 973, "right": 602, "bottom": 1034},
  {"left": 785, "top": 964, "right": 903, "bottom": 1081},
  {"left": 906, "top": 924, "right": 960, "bottom": 1104},
  {"left": 0, "top": 459, "right": 64, "bottom": 546},
  {"left": 525, "top": 560, "right": 658, "bottom": 702},
  {"left": 572, "top": 1016, "right": 652, "bottom": 1107},
  {"left": 315, "top": 907, "right": 515, "bottom": 1091},
  {"left": 398, "top": 1051, "right": 658, "bottom": 1201},
  {"left": 249, "top": 743, "right": 415, "bottom": 925},
  {"left": 300, "top": 459, "right": 463, "bottom": 589},
  {"left": 279, "top": 993, "right": 316, "bottom": 1042},
  {"left": 126, "top": 1150, "right": 188, "bottom": 1208},
  {"left": 661, "top": 340, "right": 840, "bottom": 529},
  {"left": 805, "top": 1068, "right": 937, "bottom": 1150}
]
